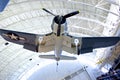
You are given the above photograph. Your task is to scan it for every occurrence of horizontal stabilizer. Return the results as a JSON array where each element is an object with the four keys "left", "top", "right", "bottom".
[
  {"left": 39, "top": 55, "right": 77, "bottom": 60},
  {"left": 60, "top": 55, "right": 77, "bottom": 60}
]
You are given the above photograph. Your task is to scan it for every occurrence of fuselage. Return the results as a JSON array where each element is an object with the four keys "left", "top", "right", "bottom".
[
  {"left": 41, "top": 9, "right": 79, "bottom": 61},
  {"left": 52, "top": 16, "right": 67, "bottom": 61}
]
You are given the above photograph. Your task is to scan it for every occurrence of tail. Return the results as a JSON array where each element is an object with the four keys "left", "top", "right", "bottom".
[
  {"left": 60, "top": 55, "right": 77, "bottom": 60},
  {"left": 39, "top": 54, "right": 77, "bottom": 60},
  {"left": 39, "top": 54, "right": 77, "bottom": 72}
]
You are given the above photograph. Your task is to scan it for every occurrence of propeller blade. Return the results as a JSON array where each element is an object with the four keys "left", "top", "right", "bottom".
[
  {"left": 42, "top": 8, "right": 56, "bottom": 16},
  {"left": 64, "top": 11, "right": 79, "bottom": 18}
]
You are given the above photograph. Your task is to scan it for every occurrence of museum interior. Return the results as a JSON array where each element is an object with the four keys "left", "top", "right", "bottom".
[{"left": 0, "top": 0, "right": 120, "bottom": 80}]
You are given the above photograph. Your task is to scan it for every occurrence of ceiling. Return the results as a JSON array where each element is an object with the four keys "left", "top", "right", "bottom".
[
  {"left": 1, "top": 0, "right": 119, "bottom": 36},
  {"left": 0, "top": 0, "right": 120, "bottom": 80}
]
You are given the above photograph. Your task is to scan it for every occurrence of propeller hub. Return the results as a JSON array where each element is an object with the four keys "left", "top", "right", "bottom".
[{"left": 54, "top": 16, "right": 66, "bottom": 24}]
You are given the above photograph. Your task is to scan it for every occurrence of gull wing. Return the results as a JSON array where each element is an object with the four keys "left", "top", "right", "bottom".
[
  {"left": 63, "top": 35, "right": 120, "bottom": 55},
  {"left": 0, "top": 29, "right": 55, "bottom": 52}
]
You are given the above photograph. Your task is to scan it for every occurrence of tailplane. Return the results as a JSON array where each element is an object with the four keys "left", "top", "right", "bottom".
[{"left": 39, "top": 54, "right": 77, "bottom": 60}]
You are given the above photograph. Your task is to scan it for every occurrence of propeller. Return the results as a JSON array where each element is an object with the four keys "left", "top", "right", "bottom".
[
  {"left": 63, "top": 11, "right": 79, "bottom": 18},
  {"left": 42, "top": 8, "right": 56, "bottom": 16},
  {"left": 42, "top": 8, "right": 79, "bottom": 18},
  {"left": 42, "top": 8, "right": 79, "bottom": 36}
]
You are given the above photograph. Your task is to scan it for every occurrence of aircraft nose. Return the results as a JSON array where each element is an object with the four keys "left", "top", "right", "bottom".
[{"left": 54, "top": 16, "right": 66, "bottom": 24}]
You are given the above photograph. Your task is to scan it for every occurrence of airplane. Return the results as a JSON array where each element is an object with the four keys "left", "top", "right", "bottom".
[{"left": 0, "top": 8, "right": 120, "bottom": 63}]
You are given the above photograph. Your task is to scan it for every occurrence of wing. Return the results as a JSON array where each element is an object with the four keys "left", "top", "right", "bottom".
[
  {"left": 80, "top": 37, "right": 120, "bottom": 54},
  {"left": 63, "top": 35, "right": 120, "bottom": 55},
  {"left": 0, "top": 29, "right": 54, "bottom": 52}
]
